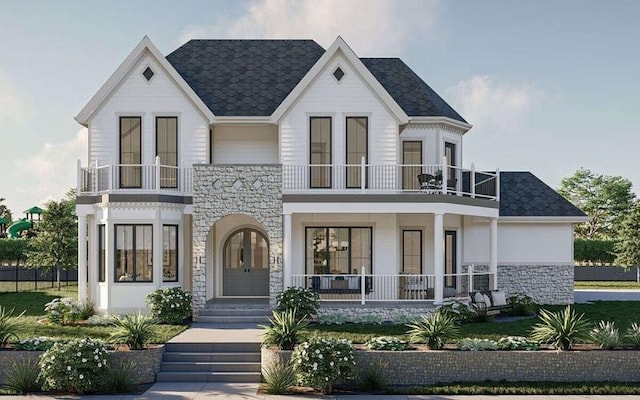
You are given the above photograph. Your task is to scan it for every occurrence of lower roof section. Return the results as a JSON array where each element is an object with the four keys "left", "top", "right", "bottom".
[{"left": 77, "top": 194, "right": 193, "bottom": 205}]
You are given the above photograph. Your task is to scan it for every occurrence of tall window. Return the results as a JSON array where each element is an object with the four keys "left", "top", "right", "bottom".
[
  {"left": 115, "top": 225, "right": 152, "bottom": 282},
  {"left": 163, "top": 225, "right": 178, "bottom": 282},
  {"left": 305, "top": 227, "right": 372, "bottom": 274},
  {"left": 223, "top": 229, "right": 269, "bottom": 270},
  {"left": 309, "top": 117, "right": 331, "bottom": 188},
  {"left": 346, "top": 117, "right": 368, "bottom": 188},
  {"left": 445, "top": 230, "right": 457, "bottom": 288},
  {"left": 444, "top": 142, "right": 457, "bottom": 190},
  {"left": 98, "top": 225, "right": 105, "bottom": 282},
  {"left": 402, "top": 230, "right": 422, "bottom": 274},
  {"left": 119, "top": 117, "right": 142, "bottom": 188},
  {"left": 402, "top": 141, "right": 422, "bottom": 190},
  {"left": 156, "top": 117, "right": 178, "bottom": 188}
]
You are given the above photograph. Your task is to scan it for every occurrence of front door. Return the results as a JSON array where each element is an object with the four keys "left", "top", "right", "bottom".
[{"left": 222, "top": 228, "right": 269, "bottom": 296}]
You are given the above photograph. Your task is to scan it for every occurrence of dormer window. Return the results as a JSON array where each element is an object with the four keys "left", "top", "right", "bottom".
[
  {"left": 332, "top": 67, "right": 345, "bottom": 82},
  {"left": 142, "top": 66, "right": 155, "bottom": 81}
]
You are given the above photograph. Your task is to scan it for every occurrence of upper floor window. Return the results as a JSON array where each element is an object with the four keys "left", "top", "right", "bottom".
[
  {"left": 346, "top": 117, "right": 368, "bottom": 188},
  {"left": 444, "top": 142, "right": 457, "bottom": 190},
  {"left": 156, "top": 117, "right": 178, "bottom": 188},
  {"left": 402, "top": 141, "right": 422, "bottom": 190},
  {"left": 119, "top": 117, "right": 142, "bottom": 188},
  {"left": 309, "top": 117, "right": 332, "bottom": 188}
]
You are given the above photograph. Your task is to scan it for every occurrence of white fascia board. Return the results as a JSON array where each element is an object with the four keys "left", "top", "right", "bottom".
[
  {"left": 283, "top": 202, "right": 499, "bottom": 218},
  {"left": 271, "top": 36, "right": 409, "bottom": 124},
  {"left": 408, "top": 116, "right": 473, "bottom": 133},
  {"left": 75, "top": 36, "right": 215, "bottom": 126},
  {"left": 213, "top": 116, "right": 276, "bottom": 126},
  {"left": 498, "top": 216, "right": 590, "bottom": 224}
]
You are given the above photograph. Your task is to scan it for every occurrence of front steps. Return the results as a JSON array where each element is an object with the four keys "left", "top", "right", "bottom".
[
  {"left": 157, "top": 341, "right": 261, "bottom": 382},
  {"left": 196, "top": 299, "right": 272, "bottom": 324}
]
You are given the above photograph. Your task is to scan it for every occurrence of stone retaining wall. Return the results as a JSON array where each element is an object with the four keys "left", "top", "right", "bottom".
[
  {"left": 317, "top": 303, "right": 434, "bottom": 322},
  {"left": 262, "top": 347, "right": 640, "bottom": 385}
]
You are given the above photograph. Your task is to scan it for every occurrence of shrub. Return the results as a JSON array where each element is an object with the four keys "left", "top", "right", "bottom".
[
  {"left": 14, "top": 336, "right": 64, "bottom": 351},
  {"left": 2, "top": 360, "right": 41, "bottom": 394},
  {"left": 38, "top": 338, "right": 110, "bottom": 393},
  {"left": 353, "top": 314, "right": 384, "bottom": 325},
  {"left": 574, "top": 239, "right": 616, "bottom": 265},
  {"left": 625, "top": 322, "right": 640, "bottom": 347},
  {"left": 0, "top": 306, "right": 25, "bottom": 347},
  {"left": 357, "top": 359, "right": 389, "bottom": 392},
  {"left": 291, "top": 338, "right": 355, "bottom": 394},
  {"left": 262, "top": 358, "right": 296, "bottom": 395},
  {"left": 457, "top": 338, "right": 498, "bottom": 351},
  {"left": 365, "top": 336, "right": 410, "bottom": 351},
  {"left": 407, "top": 312, "right": 459, "bottom": 350},
  {"left": 591, "top": 320, "right": 620, "bottom": 349},
  {"left": 507, "top": 293, "right": 537, "bottom": 316},
  {"left": 109, "top": 312, "right": 156, "bottom": 350},
  {"left": 146, "top": 287, "right": 192, "bottom": 324},
  {"left": 530, "top": 306, "right": 592, "bottom": 350},
  {"left": 437, "top": 300, "right": 474, "bottom": 323},
  {"left": 261, "top": 308, "right": 309, "bottom": 350},
  {"left": 496, "top": 336, "right": 539, "bottom": 351},
  {"left": 78, "top": 300, "right": 96, "bottom": 320},
  {"left": 317, "top": 313, "right": 349, "bottom": 325},
  {"left": 86, "top": 314, "right": 113, "bottom": 326},
  {"left": 276, "top": 287, "right": 319, "bottom": 320},
  {"left": 44, "top": 297, "right": 81, "bottom": 325},
  {"left": 95, "top": 360, "right": 138, "bottom": 394},
  {"left": 468, "top": 302, "right": 493, "bottom": 323}
]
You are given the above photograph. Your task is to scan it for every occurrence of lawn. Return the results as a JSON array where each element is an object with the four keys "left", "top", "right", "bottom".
[
  {"left": 0, "top": 285, "right": 186, "bottom": 343},
  {"left": 302, "top": 301, "right": 640, "bottom": 343},
  {"left": 575, "top": 281, "right": 640, "bottom": 289}
]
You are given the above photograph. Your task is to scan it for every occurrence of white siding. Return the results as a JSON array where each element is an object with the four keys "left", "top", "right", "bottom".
[
  {"left": 280, "top": 51, "right": 399, "bottom": 166},
  {"left": 212, "top": 125, "right": 278, "bottom": 164},
  {"left": 88, "top": 50, "right": 209, "bottom": 168}
]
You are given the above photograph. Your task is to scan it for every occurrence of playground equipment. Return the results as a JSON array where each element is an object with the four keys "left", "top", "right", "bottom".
[
  {"left": 0, "top": 217, "right": 6, "bottom": 236},
  {"left": 7, "top": 206, "right": 43, "bottom": 238}
]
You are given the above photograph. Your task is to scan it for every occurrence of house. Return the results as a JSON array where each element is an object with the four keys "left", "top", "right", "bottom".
[{"left": 74, "top": 36, "right": 587, "bottom": 317}]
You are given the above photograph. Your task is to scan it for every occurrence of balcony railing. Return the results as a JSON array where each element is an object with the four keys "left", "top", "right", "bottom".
[{"left": 282, "top": 159, "right": 499, "bottom": 201}]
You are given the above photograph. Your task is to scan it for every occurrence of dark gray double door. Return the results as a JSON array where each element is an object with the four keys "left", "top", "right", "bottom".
[{"left": 222, "top": 228, "right": 269, "bottom": 296}]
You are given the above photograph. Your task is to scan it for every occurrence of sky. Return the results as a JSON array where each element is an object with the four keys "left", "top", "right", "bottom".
[{"left": 1, "top": 0, "right": 639, "bottom": 215}]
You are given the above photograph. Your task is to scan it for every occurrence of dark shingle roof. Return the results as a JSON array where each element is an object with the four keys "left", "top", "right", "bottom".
[
  {"left": 499, "top": 172, "right": 586, "bottom": 217},
  {"left": 360, "top": 58, "right": 466, "bottom": 122},
  {"left": 166, "top": 40, "right": 325, "bottom": 116}
]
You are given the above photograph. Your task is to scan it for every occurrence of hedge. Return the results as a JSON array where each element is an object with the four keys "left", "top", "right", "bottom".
[
  {"left": 574, "top": 239, "right": 616, "bottom": 264},
  {"left": 0, "top": 239, "right": 28, "bottom": 262}
]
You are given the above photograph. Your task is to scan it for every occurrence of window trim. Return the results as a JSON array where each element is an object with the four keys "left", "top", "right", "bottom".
[
  {"left": 402, "top": 229, "right": 422, "bottom": 274},
  {"left": 305, "top": 227, "right": 373, "bottom": 275},
  {"left": 162, "top": 225, "right": 179, "bottom": 282},
  {"left": 114, "top": 224, "right": 153, "bottom": 283},
  {"left": 345, "top": 116, "right": 368, "bottom": 189},
  {"left": 309, "top": 116, "right": 332, "bottom": 188}
]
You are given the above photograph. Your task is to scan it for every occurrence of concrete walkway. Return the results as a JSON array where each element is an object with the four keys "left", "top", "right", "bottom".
[{"left": 167, "top": 322, "right": 263, "bottom": 343}]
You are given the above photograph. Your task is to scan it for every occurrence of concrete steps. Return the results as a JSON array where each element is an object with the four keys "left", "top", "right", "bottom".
[{"left": 196, "top": 299, "right": 272, "bottom": 324}]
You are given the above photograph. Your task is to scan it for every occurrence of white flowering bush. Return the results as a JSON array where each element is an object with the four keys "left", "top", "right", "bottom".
[
  {"left": 291, "top": 338, "right": 355, "bottom": 394},
  {"left": 457, "top": 338, "right": 498, "bottom": 351},
  {"left": 365, "top": 336, "right": 410, "bottom": 351},
  {"left": 14, "top": 337, "right": 65, "bottom": 351},
  {"left": 496, "top": 336, "right": 539, "bottom": 351},
  {"left": 276, "top": 287, "right": 319, "bottom": 321},
  {"left": 437, "top": 300, "right": 474, "bottom": 323},
  {"left": 146, "top": 287, "right": 192, "bottom": 324},
  {"left": 44, "top": 297, "right": 81, "bottom": 325},
  {"left": 38, "top": 338, "right": 110, "bottom": 394}
]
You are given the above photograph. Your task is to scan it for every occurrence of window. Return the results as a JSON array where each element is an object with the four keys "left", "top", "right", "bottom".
[
  {"left": 305, "top": 227, "right": 372, "bottom": 274},
  {"left": 223, "top": 228, "right": 269, "bottom": 270},
  {"left": 142, "top": 66, "right": 155, "bottom": 81},
  {"left": 333, "top": 67, "right": 345, "bottom": 82},
  {"left": 119, "top": 117, "right": 142, "bottom": 188},
  {"left": 346, "top": 117, "right": 368, "bottom": 188},
  {"left": 402, "top": 230, "right": 422, "bottom": 274},
  {"left": 115, "top": 225, "right": 152, "bottom": 282},
  {"left": 309, "top": 117, "right": 332, "bottom": 188},
  {"left": 98, "top": 225, "right": 105, "bottom": 282},
  {"left": 163, "top": 225, "right": 178, "bottom": 282},
  {"left": 402, "top": 141, "right": 422, "bottom": 190},
  {"left": 156, "top": 117, "right": 178, "bottom": 188},
  {"left": 445, "top": 230, "right": 457, "bottom": 288},
  {"left": 444, "top": 142, "right": 457, "bottom": 189}
]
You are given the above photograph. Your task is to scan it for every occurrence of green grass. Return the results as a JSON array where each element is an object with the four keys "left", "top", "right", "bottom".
[
  {"left": 0, "top": 286, "right": 186, "bottom": 343},
  {"left": 303, "top": 301, "right": 640, "bottom": 343},
  {"left": 575, "top": 281, "right": 640, "bottom": 289}
]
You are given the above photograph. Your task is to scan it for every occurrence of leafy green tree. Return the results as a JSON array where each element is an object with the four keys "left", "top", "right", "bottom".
[
  {"left": 25, "top": 197, "right": 77, "bottom": 290},
  {"left": 0, "top": 197, "right": 12, "bottom": 225},
  {"left": 615, "top": 201, "right": 640, "bottom": 268},
  {"left": 558, "top": 168, "right": 635, "bottom": 239}
]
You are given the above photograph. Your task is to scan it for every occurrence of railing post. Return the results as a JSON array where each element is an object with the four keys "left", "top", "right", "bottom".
[
  {"left": 360, "top": 156, "right": 366, "bottom": 192},
  {"left": 361, "top": 266, "right": 366, "bottom": 305},
  {"left": 495, "top": 168, "right": 500, "bottom": 201},
  {"left": 155, "top": 156, "right": 161, "bottom": 190},
  {"left": 468, "top": 264, "right": 474, "bottom": 294},
  {"left": 441, "top": 156, "right": 448, "bottom": 195},
  {"left": 470, "top": 163, "right": 476, "bottom": 198},
  {"left": 76, "top": 160, "right": 82, "bottom": 193},
  {"left": 108, "top": 159, "right": 113, "bottom": 191}
]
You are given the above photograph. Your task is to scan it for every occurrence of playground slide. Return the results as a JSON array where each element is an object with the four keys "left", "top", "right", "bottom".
[{"left": 7, "top": 219, "right": 31, "bottom": 238}]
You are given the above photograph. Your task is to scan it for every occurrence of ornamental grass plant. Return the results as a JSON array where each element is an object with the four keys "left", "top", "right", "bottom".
[
  {"left": 0, "top": 306, "right": 25, "bottom": 347},
  {"left": 109, "top": 312, "right": 156, "bottom": 350},
  {"left": 530, "top": 305, "right": 591, "bottom": 350},
  {"left": 407, "top": 312, "right": 460, "bottom": 349},
  {"left": 261, "top": 308, "right": 309, "bottom": 350}
]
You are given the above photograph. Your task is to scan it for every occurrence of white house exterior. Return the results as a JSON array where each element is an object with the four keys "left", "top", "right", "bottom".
[{"left": 75, "top": 36, "right": 587, "bottom": 316}]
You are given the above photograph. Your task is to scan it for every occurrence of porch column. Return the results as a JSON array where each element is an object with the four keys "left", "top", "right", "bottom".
[
  {"left": 433, "top": 212, "right": 444, "bottom": 303},
  {"left": 489, "top": 217, "right": 498, "bottom": 290},
  {"left": 77, "top": 214, "right": 87, "bottom": 305},
  {"left": 283, "top": 213, "right": 292, "bottom": 288}
]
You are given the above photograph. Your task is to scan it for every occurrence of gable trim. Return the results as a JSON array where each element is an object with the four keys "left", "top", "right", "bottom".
[
  {"left": 408, "top": 116, "right": 472, "bottom": 132},
  {"left": 75, "top": 36, "right": 215, "bottom": 126}
]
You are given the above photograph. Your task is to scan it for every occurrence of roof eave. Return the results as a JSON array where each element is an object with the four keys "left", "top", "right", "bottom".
[
  {"left": 499, "top": 216, "right": 590, "bottom": 223},
  {"left": 408, "top": 116, "right": 472, "bottom": 133}
]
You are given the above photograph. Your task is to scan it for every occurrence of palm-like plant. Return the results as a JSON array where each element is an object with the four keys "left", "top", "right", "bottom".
[
  {"left": 109, "top": 312, "right": 156, "bottom": 350},
  {"left": 0, "top": 306, "right": 25, "bottom": 347},
  {"left": 406, "top": 312, "right": 459, "bottom": 350},
  {"left": 261, "top": 308, "right": 309, "bottom": 350},
  {"left": 591, "top": 320, "right": 620, "bottom": 349},
  {"left": 530, "top": 305, "right": 591, "bottom": 350}
]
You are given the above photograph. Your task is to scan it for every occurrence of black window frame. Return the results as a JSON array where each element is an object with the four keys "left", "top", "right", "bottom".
[
  {"left": 162, "top": 225, "right": 179, "bottom": 282},
  {"left": 345, "top": 116, "right": 368, "bottom": 189},
  {"left": 309, "top": 116, "right": 332, "bottom": 188},
  {"left": 119, "top": 116, "right": 142, "bottom": 189},
  {"left": 155, "top": 116, "right": 179, "bottom": 189},
  {"left": 114, "top": 224, "right": 153, "bottom": 283},
  {"left": 402, "top": 229, "right": 422, "bottom": 274},
  {"left": 305, "top": 227, "right": 373, "bottom": 275}
]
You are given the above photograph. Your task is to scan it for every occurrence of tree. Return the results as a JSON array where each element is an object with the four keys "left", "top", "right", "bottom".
[
  {"left": 558, "top": 168, "right": 635, "bottom": 239},
  {"left": 25, "top": 198, "right": 78, "bottom": 290},
  {"left": 0, "top": 197, "right": 12, "bottom": 225},
  {"left": 615, "top": 201, "right": 640, "bottom": 268}
]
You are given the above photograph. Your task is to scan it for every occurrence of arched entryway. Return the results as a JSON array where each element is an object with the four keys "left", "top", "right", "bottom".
[{"left": 222, "top": 228, "right": 269, "bottom": 296}]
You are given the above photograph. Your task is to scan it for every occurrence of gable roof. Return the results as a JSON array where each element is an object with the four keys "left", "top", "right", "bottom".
[
  {"left": 499, "top": 172, "right": 586, "bottom": 218},
  {"left": 361, "top": 58, "right": 466, "bottom": 122}
]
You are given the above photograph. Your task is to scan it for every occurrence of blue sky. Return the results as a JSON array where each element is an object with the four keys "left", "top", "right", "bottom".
[{"left": 1, "top": 0, "right": 639, "bottom": 214}]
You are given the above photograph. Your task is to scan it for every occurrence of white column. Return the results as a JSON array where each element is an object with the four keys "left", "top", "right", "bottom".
[
  {"left": 489, "top": 217, "right": 498, "bottom": 290},
  {"left": 433, "top": 213, "right": 444, "bottom": 303},
  {"left": 283, "top": 213, "right": 292, "bottom": 288},
  {"left": 77, "top": 214, "right": 87, "bottom": 305}
]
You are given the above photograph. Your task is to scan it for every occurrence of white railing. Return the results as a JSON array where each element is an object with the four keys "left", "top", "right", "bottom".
[
  {"left": 78, "top": 157, "right": 193, "bottom": 195},
  {"left": 282, "top": 157, "right": 499, "bottom": 200},
  {"left": 290, "top": 270, "right": 496, "bottom": 304}
]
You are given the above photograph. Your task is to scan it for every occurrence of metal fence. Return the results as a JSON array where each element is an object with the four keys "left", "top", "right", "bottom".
[{"left": 0, "top": 264, "right": 77, "bottom": 292}]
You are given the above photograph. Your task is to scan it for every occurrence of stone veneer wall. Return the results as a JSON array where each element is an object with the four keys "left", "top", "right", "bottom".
[
  {"left": 317, "top": 303, "right": 434, "bottom": 322},
  {"left": 263, "top": 348, "right": 640, "bottom": 385},
  {"left": 192, "top": 165, "right": 283, "bottom": 312},
  {"left": 498, "top": 264, "right": 574, "bottom": 305}
]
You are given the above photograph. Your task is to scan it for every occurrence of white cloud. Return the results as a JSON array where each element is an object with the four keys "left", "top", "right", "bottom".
[
  {"left": 179, "top": 0, "right": 439, "bottom": 55},
  {"left": 0, "top": 70, "right": 26, "bottom": 123}
]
